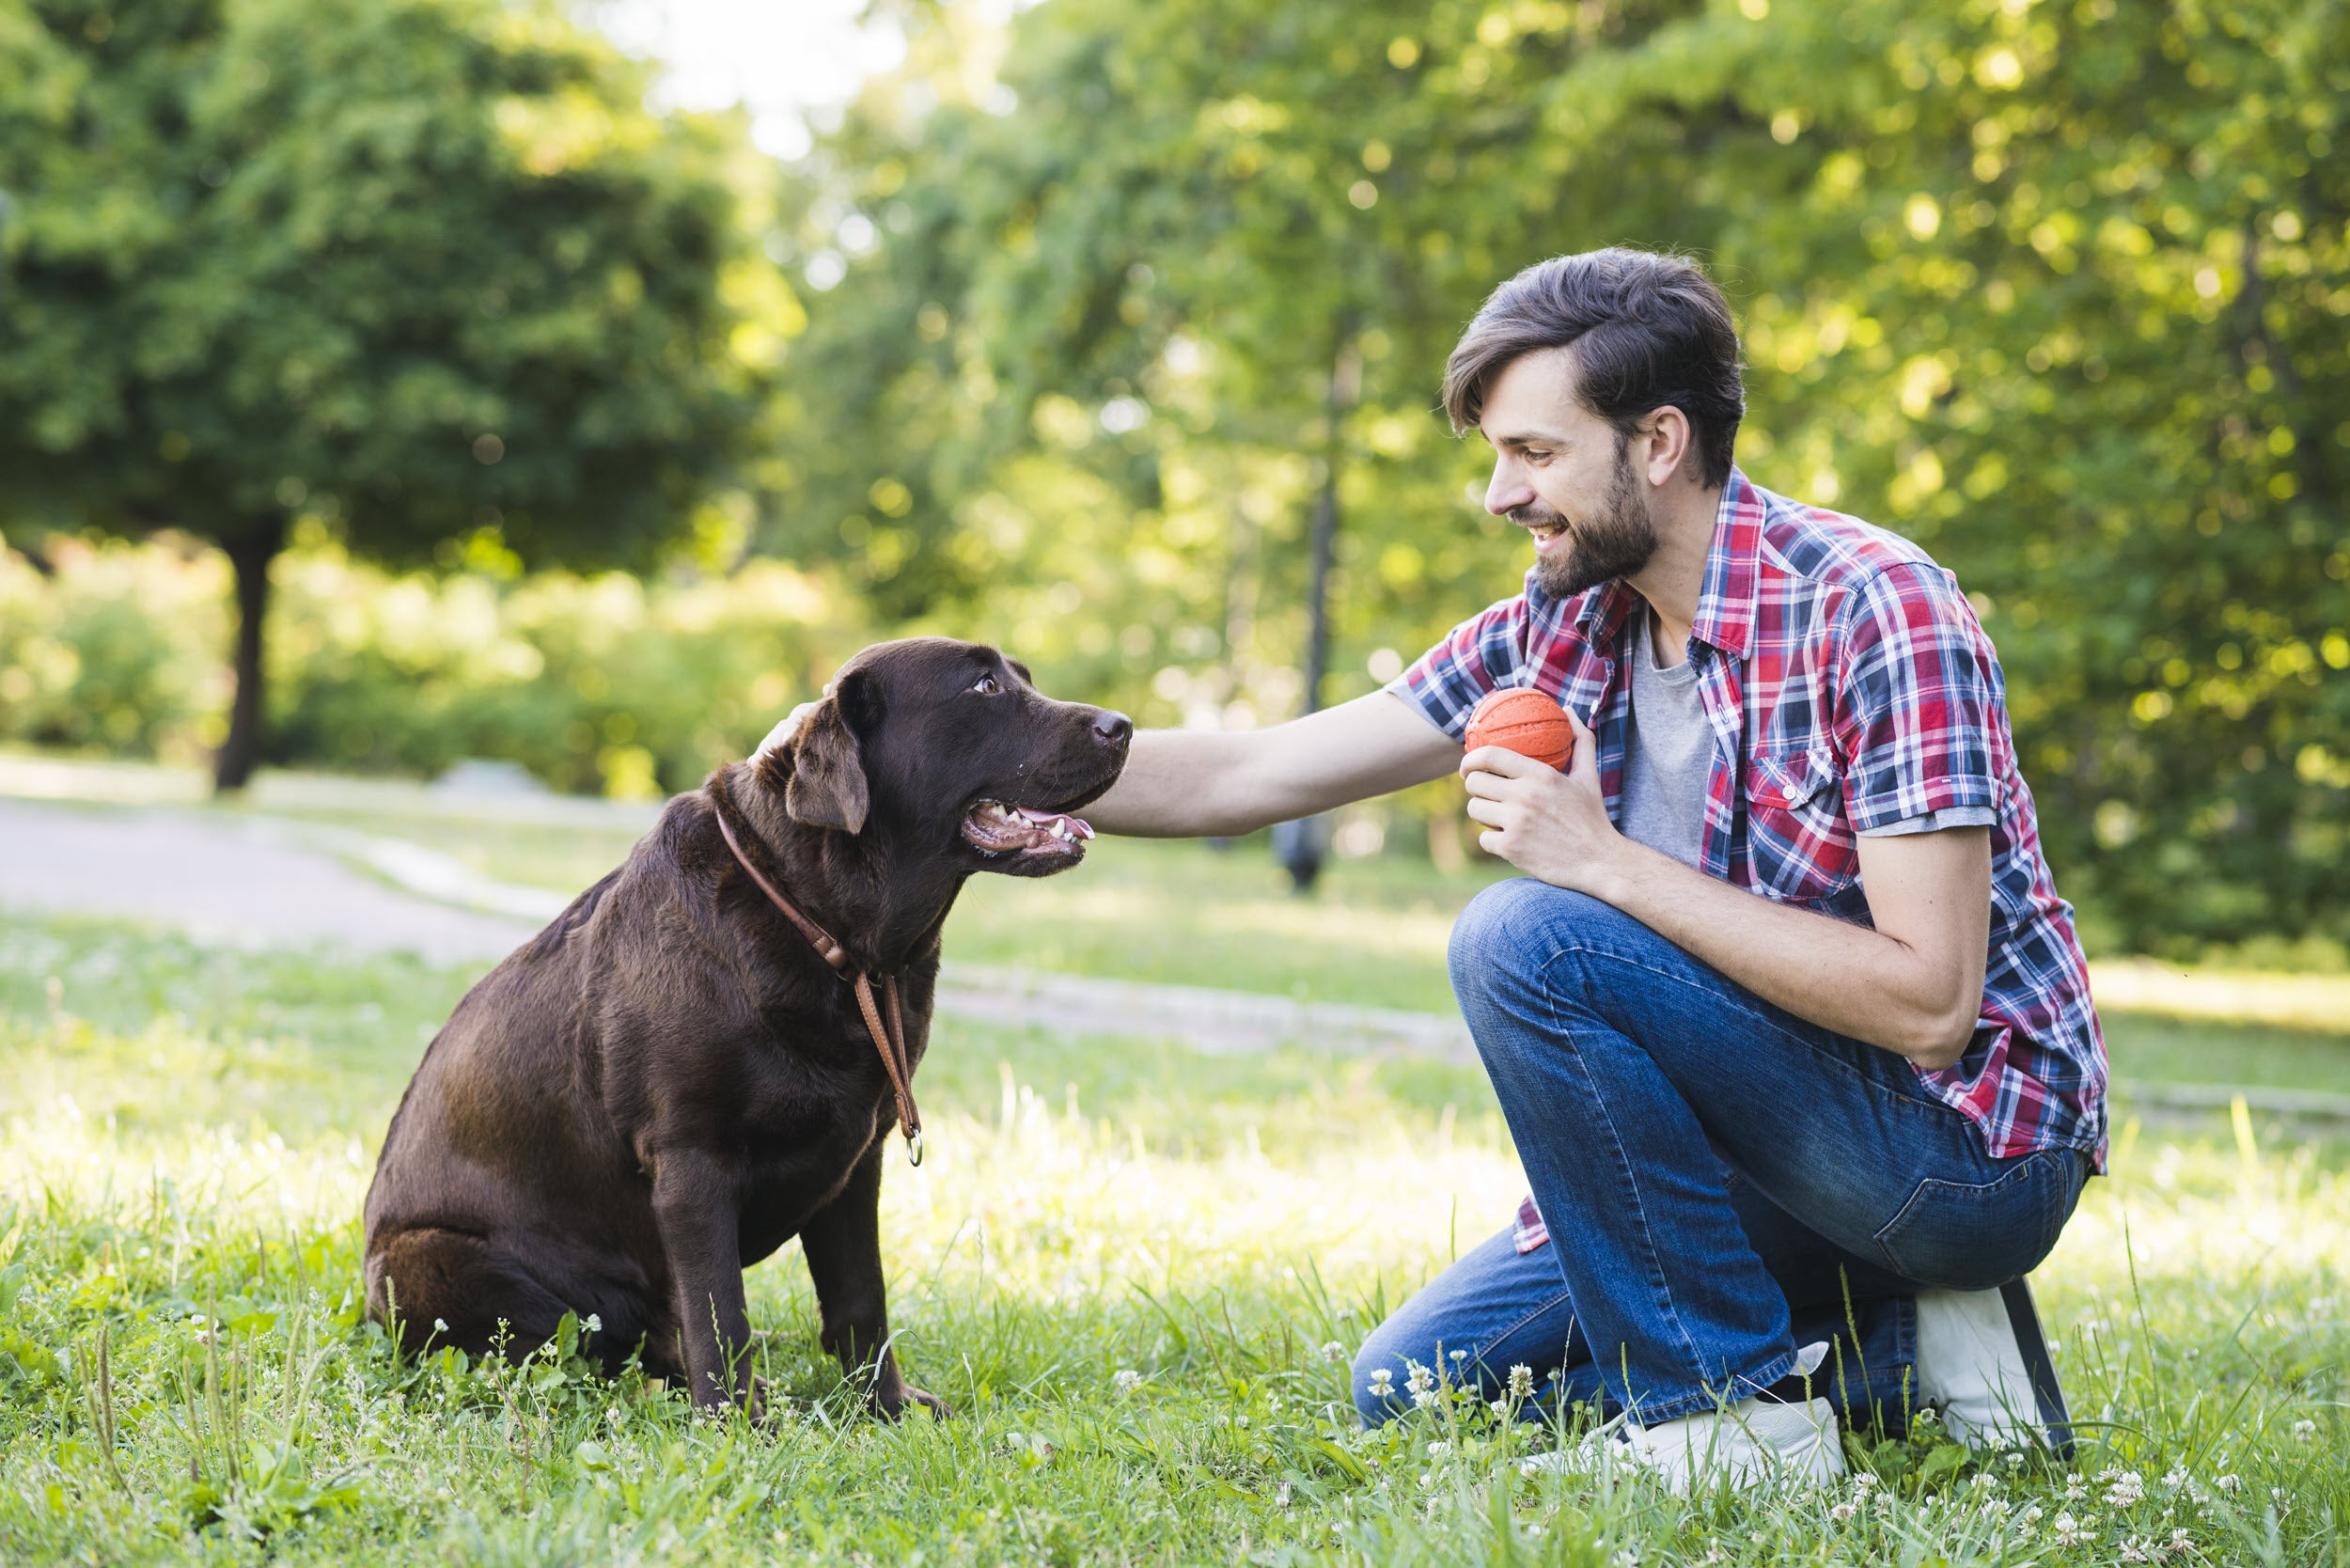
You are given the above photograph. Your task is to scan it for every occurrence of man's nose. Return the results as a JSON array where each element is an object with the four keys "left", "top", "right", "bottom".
[{"left": 1484, "top": 459, "right": 1532, "bottom": 517}]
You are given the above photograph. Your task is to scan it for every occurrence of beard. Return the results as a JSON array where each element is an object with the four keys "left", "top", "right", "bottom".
[{"left": 1514, "top": 443, "right": 1659, "bottom": 599}]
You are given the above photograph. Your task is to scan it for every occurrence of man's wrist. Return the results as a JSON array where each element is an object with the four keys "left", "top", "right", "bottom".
[{"left": 1580, "top": 835, "right": 1659, "bottom": 910}]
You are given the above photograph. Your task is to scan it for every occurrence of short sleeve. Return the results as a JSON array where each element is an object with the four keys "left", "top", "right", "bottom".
[
  {"left": 1386, "top": 596, "right": 1530, "bottom": 739},
  {"left": 1833, "top": 564, "right": 2002, "bottom": 833}
]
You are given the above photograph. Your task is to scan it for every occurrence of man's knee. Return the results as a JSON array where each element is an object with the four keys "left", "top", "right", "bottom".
[{"left": 1447, "top": 879, "right": 1636, "bottom": 1014}]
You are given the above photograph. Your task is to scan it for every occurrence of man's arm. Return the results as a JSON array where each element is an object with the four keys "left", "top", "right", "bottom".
[
  {"left": 1084, "top": 690, "right": 1462, "bottom": 838},
  {"left": 1463, "top": 711, "right": 1990, "bottom": 1069}
]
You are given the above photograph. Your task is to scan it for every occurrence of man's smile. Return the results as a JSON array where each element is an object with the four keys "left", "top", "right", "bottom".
[{"left": 1511, "top": 507, "right": 1573, "bottom": 555}]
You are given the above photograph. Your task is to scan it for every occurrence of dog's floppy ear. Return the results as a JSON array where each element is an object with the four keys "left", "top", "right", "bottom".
[{"left": 785, "top": 670, "right": 875, "bottom": 834}]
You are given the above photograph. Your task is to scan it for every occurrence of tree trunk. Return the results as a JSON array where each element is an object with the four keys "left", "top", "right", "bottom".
[
  {"left": 1275, "top": 327, "right": 1362, "bottom": 894},
  {"left": 213, "top": 519, "right": 286, "bottom": 793}
]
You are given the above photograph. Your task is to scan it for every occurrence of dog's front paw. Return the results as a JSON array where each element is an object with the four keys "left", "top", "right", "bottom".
[{"left": 870, "top": 1380, "right": 950, "bottom": 1421}]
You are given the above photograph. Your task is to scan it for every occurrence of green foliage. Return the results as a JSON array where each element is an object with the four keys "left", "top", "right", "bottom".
[
  {"left": 777, "top": 0, "right": 2350, "bottom": 953},
  {"left": 0, "top": 0, "right": 783, "bottom": 560},
  {"left": 0, "top": 531, "right": 868, "bottom": 794},
  {"left": 0, "top": 535, "right": 227, "bottom": 758}
]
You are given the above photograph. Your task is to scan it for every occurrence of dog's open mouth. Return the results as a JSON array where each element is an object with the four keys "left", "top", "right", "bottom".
[{"left": 961, "top": 800, "right": 1098, "bottom": 858}]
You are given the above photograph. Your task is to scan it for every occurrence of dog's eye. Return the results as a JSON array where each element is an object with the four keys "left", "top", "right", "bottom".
[{"left": 971, "top": 675, "right": 1002, "bottom": 697}]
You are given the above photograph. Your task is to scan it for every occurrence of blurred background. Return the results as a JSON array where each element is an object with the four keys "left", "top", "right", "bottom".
[{"left": 1, "top": 0, "right": 2344, "bottom": 964}]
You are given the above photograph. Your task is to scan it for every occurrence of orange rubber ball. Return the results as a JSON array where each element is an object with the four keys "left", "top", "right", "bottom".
[{"left": 1464, "top": 686, "right": 1574, "bottom": 769}]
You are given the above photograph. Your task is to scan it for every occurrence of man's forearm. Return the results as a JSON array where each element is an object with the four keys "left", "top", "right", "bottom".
[
  {"left": 1587, "top": 844, "right": 1982, "bottom": 1067},
  {"left": 1084, "top": 692, "right": 1461, "bottom": 838}
]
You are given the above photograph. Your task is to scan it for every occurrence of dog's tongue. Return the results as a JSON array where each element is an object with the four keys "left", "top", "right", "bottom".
[{"left": 1010, "top": 806, "right": 1094, "bottom": 841}]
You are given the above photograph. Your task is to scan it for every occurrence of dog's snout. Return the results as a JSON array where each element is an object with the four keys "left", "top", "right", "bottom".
[{"left": 1091, "top": 710, "right": 1134, "bottom": 749}]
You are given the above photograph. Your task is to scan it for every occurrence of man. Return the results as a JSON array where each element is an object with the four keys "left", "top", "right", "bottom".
[
  {"left": 1075, "top": 248, "right": 2106, "bottom": 1488},
  {"left": 763, "top": 247, "right": 2102, "bottom": 1488}
]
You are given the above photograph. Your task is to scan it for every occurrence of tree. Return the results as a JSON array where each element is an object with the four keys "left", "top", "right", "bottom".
[
  {"left": 778, "top": 0, "right": 2347, "bottom": 951},
  {"left": 0, "top": 0, "right": 792, "bottom": 787}
]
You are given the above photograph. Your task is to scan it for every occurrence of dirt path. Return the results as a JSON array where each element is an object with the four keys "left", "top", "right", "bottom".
[{"left": 0, "top": 795, "right": 1474, "bottom": 1058}]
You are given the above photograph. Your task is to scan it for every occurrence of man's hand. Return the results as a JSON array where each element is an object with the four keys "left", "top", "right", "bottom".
[{"left": 1461, "top": 706, "right": 1626, "bottom": 893}]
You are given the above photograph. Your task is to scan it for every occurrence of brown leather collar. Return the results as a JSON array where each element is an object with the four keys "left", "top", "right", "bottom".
[{"left": 712, "top": 803, "right": 923, "bottom": 1167}]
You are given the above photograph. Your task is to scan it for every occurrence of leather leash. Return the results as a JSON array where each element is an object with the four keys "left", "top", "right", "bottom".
[{"left": 713, "top": 805, "right": 924, "bottom": 1167}]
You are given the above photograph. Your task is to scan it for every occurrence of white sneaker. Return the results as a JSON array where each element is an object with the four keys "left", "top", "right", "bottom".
[
  {"left": 1915, "top": 1279, "right": 2073, "bottom": 1455},
  {"left": 1622, "top": 1392, "right": 1847, "bottom": 1494}
]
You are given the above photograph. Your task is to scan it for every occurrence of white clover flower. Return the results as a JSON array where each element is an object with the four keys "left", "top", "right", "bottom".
[
  {"left": 433, "top": 1318, "right": 449, "bottom": 1332},
  {"left": 1852, "top": 1471, "right": 1879, "bottom": 1493},
  {"left": 1450, "top": 1348, "right": 1468, "bottom": 1363},
  {"left": 584, "top": 1313, "right": 602, "bottom": 1334},
  {"left": 2214, "top": 1473, "right": 2240, "bottom": 1494},
  {"left": 1412, "top": 1389, "right": 1440, "bottom": 1410},
  {"left": 1274, "top": 1482, "right": 1292, "bottom": 1509},
  {"left": 1982, "top": 1497, "right": 2012, "bottom": 1518},
  {"left": 2292, "top": 1418, "right": 2316, "bottom": 1439},
  {"left": 2065, "top": 1478, "right": 2089, "bottom": 1500},
  {"left": 1368, "top": 1368, "right": 1395, "bottom": 1398},
  {"left": 2052, "top": 1512, "right": 2086, "bottom": 1546},
  {"left": 1508, "top": 1363, "right": 1535, "bottom": 1401},
  {"left": 1611, "top": 1548, "right": 1638, "bottom": 1568},
  {"left": 1405, "top": 1361, "right": 1435, "bottom": 1396},
  {"left": 2169, "top": 1528, "right": 2192, "bottom": 1554},
  {"left": 2024, "top": 1505, "right": 2044, "bottom": 1522},
  {"left": 2162, "top": 1466, "right": 2189, "bottom": 1489},
  {"left": 1320, "top": 1341, "right": 1347, "bottom": 1364},
  {"left": 1490, "top": 1398, "right": 1510, "bottom": 1418},
  {"left": 1829, "top": 1502, "right": 1856, "bottom": 1522},
  {"left": 2120, "top": 1536, "right": 2152, "bottom": 1563},
  {"left": 1416, "top": 1470, "right": 1434, "bottom": 1489},
  {"left": 1426, "top": 1440, "right": 1452, "bottom": 1459},
  {"left": 2106, "top": 1470, "right": 2146, "bottom": 1508},
  {"left": 1111, "top": 1369, "right": 1143, "bottom": 1394}
]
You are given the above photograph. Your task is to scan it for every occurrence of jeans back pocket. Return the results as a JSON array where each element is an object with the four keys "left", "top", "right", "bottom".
[{"left": 1872, "top": 1148, "right": 2086, "bottom": 1290}]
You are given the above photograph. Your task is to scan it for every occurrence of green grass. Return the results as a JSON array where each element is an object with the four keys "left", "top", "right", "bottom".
[{"left": 2, "top": 914, "right": 2347, "bottom": 1564}]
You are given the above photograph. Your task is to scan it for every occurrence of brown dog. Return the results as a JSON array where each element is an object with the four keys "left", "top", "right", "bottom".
[{"left": 361, "top": 637, "right": 1130, "bottom": 1416}]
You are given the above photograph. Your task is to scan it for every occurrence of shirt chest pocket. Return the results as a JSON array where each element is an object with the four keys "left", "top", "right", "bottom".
[{"left": 1742, "top": 748, "right": 1859, "bottom": 903}]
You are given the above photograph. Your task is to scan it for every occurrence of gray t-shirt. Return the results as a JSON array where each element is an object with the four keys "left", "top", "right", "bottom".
[{"left": 1619, "top": 606, "right": 1993, "bottom": 869}]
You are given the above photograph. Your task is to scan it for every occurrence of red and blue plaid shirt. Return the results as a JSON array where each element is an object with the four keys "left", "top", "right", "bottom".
[{"left": 1393, "top": 470, "right": 2107, "bottom": 1252}]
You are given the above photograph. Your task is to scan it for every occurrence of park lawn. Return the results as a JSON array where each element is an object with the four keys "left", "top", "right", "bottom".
[{"left": 1, "top": 914, "right": 2346, "bottom": 1565}]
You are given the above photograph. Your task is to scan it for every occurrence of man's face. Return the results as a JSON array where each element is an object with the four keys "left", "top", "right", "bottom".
[{"left": 1477, "top": 346, "right": 1657, "bottom": 599}]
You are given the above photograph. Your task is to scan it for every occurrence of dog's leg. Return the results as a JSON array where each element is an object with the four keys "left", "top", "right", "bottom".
[
  {"left": 650, "top": 1150, "right": 759, "bottom": 1413},
  {"left": 799, "top": 1143, "right": 948, "bottom": 1419}
]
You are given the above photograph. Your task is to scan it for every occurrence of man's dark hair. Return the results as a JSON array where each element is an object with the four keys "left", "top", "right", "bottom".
[{"left": 1441, "top": 248, "right": 1746, "bottom": 490}]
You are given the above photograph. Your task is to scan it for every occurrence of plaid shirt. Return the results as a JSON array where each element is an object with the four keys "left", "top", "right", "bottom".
[{"left": 1393, "top": 470, "right": 2107, "bottom": 1251}]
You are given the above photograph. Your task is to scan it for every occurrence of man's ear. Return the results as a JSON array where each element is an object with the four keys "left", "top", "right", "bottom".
[{"left": 785, "top": 670, "right": 876, "bottom": 834}]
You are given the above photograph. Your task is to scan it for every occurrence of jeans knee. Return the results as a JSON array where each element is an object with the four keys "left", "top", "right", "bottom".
[
  {"left": 1449, "top": 879, "right": 1545, "bottom": 994},
  {"left": 1448, "top": 880, "right": 1633, "bottom": 1028}
]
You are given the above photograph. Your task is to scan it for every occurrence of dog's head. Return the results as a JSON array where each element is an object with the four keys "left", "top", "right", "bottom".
[{"left": 773, "top": 637, "right": 1131, "bottom": 877}]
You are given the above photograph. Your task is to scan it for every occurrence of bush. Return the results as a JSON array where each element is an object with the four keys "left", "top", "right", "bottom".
[
  {"left": 0, "top": 536, "right": 229, "bottom": 763},
  {"left": 1, "top": 532, "right": 869, "bottom": 797}
]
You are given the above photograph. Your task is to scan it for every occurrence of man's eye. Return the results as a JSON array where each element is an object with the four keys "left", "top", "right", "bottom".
[{"left": 972, "top": 675, "right": 1001, "bottom": 696}]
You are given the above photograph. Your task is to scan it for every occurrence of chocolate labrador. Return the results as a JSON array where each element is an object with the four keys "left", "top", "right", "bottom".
[{"left": 361, "top": 636, "right": 1130, "bottom": 1417}]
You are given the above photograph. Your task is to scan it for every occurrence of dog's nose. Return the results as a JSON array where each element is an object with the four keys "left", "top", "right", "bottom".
[{"left": 1092, "top": 711, "right": 1134, "bottom": 748}]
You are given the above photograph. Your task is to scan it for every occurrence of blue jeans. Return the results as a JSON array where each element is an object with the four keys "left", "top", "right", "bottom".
[{"left": 1353, "top": 881, "right": 2087, "bottom": 1429}]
